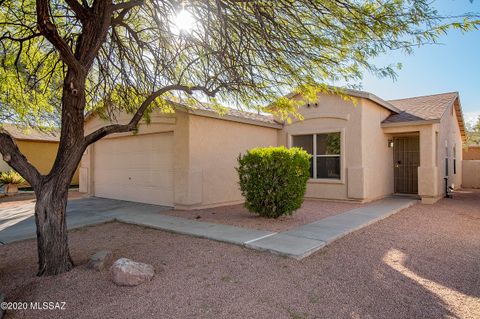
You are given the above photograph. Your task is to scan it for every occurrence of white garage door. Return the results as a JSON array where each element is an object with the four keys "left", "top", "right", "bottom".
[{"left": 93, "top": 132, "right": 174, "bottom": 206}]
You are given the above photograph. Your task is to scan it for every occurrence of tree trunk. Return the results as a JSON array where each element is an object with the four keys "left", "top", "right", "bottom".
[{"left": 34, "top": 179, "right": 74, "bottom": 276}]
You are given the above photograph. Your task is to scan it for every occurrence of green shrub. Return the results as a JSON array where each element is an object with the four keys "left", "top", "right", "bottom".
[
  {"left": 237, "top": 146, "right": 310, "bottom": 218},
  {"left": 0, "top": 170, "right": 25, "bottom": 185}
]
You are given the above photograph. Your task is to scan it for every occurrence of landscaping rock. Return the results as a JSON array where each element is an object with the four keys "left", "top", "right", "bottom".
[
  {"left": 87, "top": 250, "right": 113, "bottom": 271},
  {"left": 111, "top": 258, "right": 154, "bottom": 286}
]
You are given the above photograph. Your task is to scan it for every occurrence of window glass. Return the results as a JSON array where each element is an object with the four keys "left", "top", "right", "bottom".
[
  {"left": 292, "top": 135, "right": 313, "bottom": 154},
  {"left": 292, "top": 132, "right": 341, "bottom": 180},
  {"left": 308, "top": 157, "right": 314, "bottom": 178},
  {"left": 453, "top": 145, "right": 457, "bottom": 174},
  {"left": 445, "top": 158, "right": 449, "bottom": 176},
  {"left": 317, "top": 132, "right": 340, "bottom": 155},
  {"left": 317, "top": 156, "right": 340, "bottom": 179}
]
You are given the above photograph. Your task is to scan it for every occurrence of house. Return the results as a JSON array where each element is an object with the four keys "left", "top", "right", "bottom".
[
  {"left": 0, "top": 124, "right": 80, "bottom": 185},
  {"left": 80, "top": 89, "right": 465, "bottom": 208}
]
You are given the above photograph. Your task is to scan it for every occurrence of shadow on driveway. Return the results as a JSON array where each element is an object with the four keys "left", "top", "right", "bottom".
[{"left": 0, "top": 197, "right": 171, "bottom": 244}]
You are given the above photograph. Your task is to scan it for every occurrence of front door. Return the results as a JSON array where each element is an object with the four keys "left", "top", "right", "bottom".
[{"left": 393, "top": 136, "right": 420, "bottom": 194}]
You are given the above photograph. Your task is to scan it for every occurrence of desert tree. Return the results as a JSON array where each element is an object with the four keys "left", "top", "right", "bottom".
[
  {"left": 466, "top": 116, "right": 480, "bottom": 145},
  {"left": 0, "top": 0, "right": 477, "bottom": 275}
]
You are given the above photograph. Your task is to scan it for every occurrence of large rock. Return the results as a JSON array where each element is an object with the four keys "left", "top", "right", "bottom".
[
  {"left": 87, "top": 250, "right": 113, "bottom": 271},
  {"left": 111, "top": 258, "right": 154, "bottom": 286}
]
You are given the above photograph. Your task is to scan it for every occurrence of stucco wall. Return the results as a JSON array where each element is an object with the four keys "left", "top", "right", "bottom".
[
  {"left": 186, "top": 114, "right": 278, "bottom": 208},
  {"left": 462, "top": 160, "right": 480, "bottom": 188},
  {"left": 279, "top": 93, "right": 365, "bottom": 201},
  {"left": 81, "top": 110, "right": 278, "bottom": 209},
  {"left": 463, "top": 146, "right": 480, "bottom": 160},
  {"left": 438, "top": 101, "right": 463, "bottom": 192},
  {"left": 0, "top": 140, "right": 79, "bottom": 185},
  {"left": 361, "top": 99, "right": 394, "bottom": 200}
]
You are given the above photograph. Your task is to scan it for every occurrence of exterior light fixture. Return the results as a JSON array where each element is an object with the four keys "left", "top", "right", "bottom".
[{"left": 388, "top": 139, "right": 394, "bottom": 148}]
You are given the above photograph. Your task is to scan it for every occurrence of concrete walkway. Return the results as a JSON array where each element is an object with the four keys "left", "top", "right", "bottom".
[
  {"left": 0, "top": 198, "right": 171, "bottom": 244},
  {"left": 0, "top": 196, "right": 416, "bottom": 259},
  {"left": 247, "top": 197, "right": 416, "bottom": 258}
]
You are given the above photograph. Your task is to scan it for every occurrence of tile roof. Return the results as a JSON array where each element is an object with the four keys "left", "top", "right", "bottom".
[
  {"left": 1, "top": 124, "right": 60, "bottom": 142},
  {"left": 383, "top": 92, "right": 458, "bottom": 124},
  {"left": 86, "top": 91, "right": 465, "bottom": 133}
]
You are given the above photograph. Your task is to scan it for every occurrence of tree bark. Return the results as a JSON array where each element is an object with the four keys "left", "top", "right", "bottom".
[
  {"left": 34, "top": 179, "right": 74, "bottom": 276},
  {"left": 32, "top": 65, "right": 88, "bottom": 276}
]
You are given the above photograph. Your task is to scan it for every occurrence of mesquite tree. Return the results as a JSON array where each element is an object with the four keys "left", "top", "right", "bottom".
[{"left": 0, "top": 0, "right": 477, "bottom": 276}]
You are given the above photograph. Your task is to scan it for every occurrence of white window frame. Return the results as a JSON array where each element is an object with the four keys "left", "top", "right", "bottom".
[{"left": 289, "top": 130, "right": 344, "bottom": 183}]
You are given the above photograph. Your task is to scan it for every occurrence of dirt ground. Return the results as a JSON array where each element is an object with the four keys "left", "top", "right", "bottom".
[
  {"left": 0, "top": 189, "right": 479, "bottom": 319},
  {"left": 163, "top": 199, "right": 363, "bottom": 232}
]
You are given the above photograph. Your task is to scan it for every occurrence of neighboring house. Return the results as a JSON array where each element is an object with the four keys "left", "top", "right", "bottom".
[
  {"left": 0, "top": 124, "right": 79, "bottom": 185},
  {"left": 81, "top": 89, "right": 465, "bottom": 208}
]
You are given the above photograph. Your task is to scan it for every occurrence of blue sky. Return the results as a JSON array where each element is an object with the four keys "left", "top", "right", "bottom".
[{"left": 359, "top": 0, "right": 480, "bottom": 127}]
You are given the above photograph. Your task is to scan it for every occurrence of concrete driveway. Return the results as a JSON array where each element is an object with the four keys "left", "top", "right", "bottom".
[
  {"left": 0, "top": 197, "right": 172, "bottom": 244},
  {"left": 0, "top": 195, "right": 416, "bottom": 260}
]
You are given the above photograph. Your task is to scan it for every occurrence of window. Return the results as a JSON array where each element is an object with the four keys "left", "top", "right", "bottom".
[
  {"left": 453, "top": 144, "right": 457, "bottom": 175},
  {"left": 445, "top": 141, "right": 449, "bottom": 177},
  {"left": 292, "top": 132, "right": 341, "bottom": 179}
]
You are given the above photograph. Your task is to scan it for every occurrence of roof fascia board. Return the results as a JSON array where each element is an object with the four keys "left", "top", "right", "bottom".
[{"left": 381, "top": 119, "right": 440, "bottom": 128}]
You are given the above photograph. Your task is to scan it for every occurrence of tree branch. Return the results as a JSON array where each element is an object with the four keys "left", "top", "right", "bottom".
[
  {"left": 112, "top": 0, "right": 144, "bottom": 12},
  {"left": 111, "top": 0, "right": 144, "bottom": 25},
  {"left": 0, "top": 131, "right": 41, "bottom": 188},
  {"left": 64, "top": 0, "right": 90, "bottom": 21},
  {"left": 36, "top": 0, "right": 84, "bottom": 73},
  {"left": 83, "top": 84, "right": 221, "bottom": 145}
]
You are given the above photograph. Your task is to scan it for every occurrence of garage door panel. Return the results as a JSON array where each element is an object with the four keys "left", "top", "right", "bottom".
[{"left": 93, "top": 132, "right": 174, "bottom": 206}]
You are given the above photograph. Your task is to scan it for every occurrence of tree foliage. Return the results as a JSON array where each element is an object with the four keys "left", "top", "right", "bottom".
[
  {"left": 466, "top": 116, "right": 480, "bottom": 145},
  {"left": 1, "top": 0, "right": 478, "bottom": 127}
]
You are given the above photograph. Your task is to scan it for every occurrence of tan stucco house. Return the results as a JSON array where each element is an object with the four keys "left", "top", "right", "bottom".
[
  {"left": 80, "top": 89, "right": 465, "bottom": 208},
  {"left": 0, "top": 124, "right": 79, "bottom": 185}
]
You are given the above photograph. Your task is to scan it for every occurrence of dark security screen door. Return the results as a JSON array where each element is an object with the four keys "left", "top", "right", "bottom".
[{"left": 393, "top": 136, "right": 420, "bottom": 194}]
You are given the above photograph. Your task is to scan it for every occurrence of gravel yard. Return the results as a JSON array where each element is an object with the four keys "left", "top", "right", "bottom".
[
  {"left": 0, "top": 190, "right": 479, "bottom": 319},
  {"left": 162, "top": 199, "right": 363, "bottom": 232}
]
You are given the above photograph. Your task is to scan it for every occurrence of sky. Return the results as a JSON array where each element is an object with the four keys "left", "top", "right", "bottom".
[{"left": 358, "top": 0, "right": 480, "bottom": 127}]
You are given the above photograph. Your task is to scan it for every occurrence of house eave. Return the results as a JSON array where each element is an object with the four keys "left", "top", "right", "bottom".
[
  {"left": 284, "top": 86, "right": 401, "bottom": 114},
  {"left": 381, "top": 119, "right": 440, "bottom": 128}
]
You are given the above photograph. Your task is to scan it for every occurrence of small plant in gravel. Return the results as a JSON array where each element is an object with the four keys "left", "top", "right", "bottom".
[
  {"left": 237, "top": 146, "right": 310, "bottom": 218},
  {"left": 0, "top": 170, "right": 25, "bottom": 196},
  {"left": 0, "top": 170, "right": 25, "bottom": 185}
]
